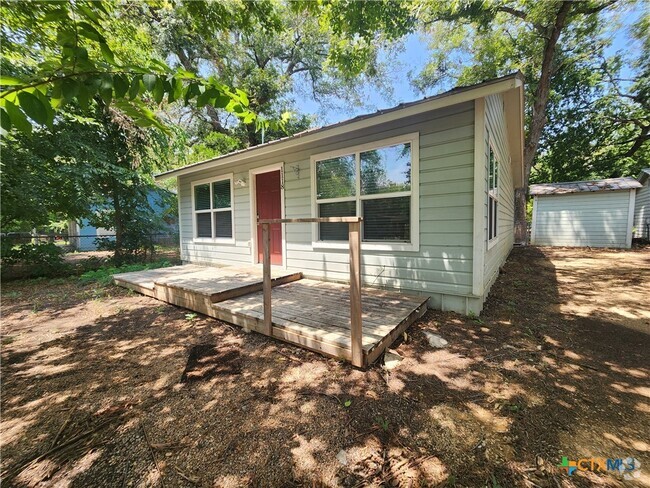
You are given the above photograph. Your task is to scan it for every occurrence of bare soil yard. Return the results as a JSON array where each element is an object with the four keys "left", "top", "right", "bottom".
[{"left": 1, "top": 247, "right": 648, "bottom": 487}]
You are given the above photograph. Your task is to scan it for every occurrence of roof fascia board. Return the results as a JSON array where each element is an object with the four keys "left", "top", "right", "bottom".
[{"left": 156, "top": 76, "right": 522, "bottom": 181}]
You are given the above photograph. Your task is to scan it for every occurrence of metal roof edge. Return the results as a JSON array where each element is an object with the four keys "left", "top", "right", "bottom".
[{"left": 155, "top": 72, "right": 523, "bottom": 181}]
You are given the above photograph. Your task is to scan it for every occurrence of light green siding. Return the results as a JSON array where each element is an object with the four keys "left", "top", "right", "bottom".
[
  {"left": 481, "top": 93, "right": 515, "bottom": 300},
  {"left": 532, "top": 191, "right": 634, "bottom": 248},
  {"left": 178, "top": 102, "right": 478, "bottom": 312},
  {"left": 634, "top": 179, "right": 649, "bottom": 239}
]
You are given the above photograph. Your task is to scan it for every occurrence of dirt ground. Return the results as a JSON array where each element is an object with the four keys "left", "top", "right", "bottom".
[{"left": 1, "top": 247, "right": 648, "bottom": 487}]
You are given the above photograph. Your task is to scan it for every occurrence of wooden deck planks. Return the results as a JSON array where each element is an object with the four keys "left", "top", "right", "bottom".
[
  {"left": 157, "top": 268, "right": 302, "bottom": 303},
  {"left": 113, "top": 264, "right": 429, "bottom": 366},
  {"left": 213, "top": 279, "right": 429, "bottom": 357}
]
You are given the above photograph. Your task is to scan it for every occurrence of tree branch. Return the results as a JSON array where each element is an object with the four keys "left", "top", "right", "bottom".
[
  {"left": 622, "top": 124, "right": 650, "bottom": 157},
  {"left": 495, "top": 6, "right": 546, "bottom": 35},
  {"left": 572, "top": 0, "right": 618, "bottom": 15}
]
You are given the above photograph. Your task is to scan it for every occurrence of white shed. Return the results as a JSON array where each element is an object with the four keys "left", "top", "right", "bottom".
[
  {"left": 530, "top": 177, "right": 642, "bottom": 249},
  {"left": 633, "top": 169, "right": 650, "bottom": 240}
]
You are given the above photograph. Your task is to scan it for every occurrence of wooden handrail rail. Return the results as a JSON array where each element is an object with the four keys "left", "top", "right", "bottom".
[
  {"left": 258, "top": 217, "right": 362, "bottom": 224},
  {"left": 259, "top": 216, "right": 364, "bottom": 367}
]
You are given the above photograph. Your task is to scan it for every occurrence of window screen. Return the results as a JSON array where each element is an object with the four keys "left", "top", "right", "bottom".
[
  {"left": 488, "top": 144, "right": 499, "bottom": 242},
  {"left": 194, "top": 184, "right": 210, "bottom": 211},
  {"left": 212, "top": 180, "right": 231, "bottom": 209},
  {"left": 214, "top": 211, "right": 232, "bottom": 238},
  {"left": 363, "top": 197, "right": 410, "bottom": 241},
  {"left": 319, "top": 201, "right": 356, "bottom": 241},
  {"left": 196, "top": 213, "right": 212, "bottom": 238}
]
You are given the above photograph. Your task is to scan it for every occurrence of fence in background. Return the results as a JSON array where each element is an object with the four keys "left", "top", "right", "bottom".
[{"left": 1, "top": 232, "right": 179, "bottom": 254}]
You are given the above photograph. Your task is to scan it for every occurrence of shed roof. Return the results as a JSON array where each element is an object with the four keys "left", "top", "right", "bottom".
[{"left": 530, "top": 177, "right": 642, "bottom": 196}]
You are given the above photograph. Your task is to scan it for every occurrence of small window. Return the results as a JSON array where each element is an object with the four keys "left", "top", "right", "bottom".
[
  {"left": 488, "top": 145, "right": 499, "bottom": 243},
  {"left": 314, "top": 140, "right": 414, "bottom": 244},
  {"left": 193, "top": 177, "right": 233, "bottom": 240}
]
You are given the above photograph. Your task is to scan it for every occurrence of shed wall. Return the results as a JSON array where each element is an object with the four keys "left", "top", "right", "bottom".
[
  {"left": 531, "top": 191, "right": 633, "bottom": 248},
  {"left": 633, "top": 180, "right": 650, "bottom": 239}
]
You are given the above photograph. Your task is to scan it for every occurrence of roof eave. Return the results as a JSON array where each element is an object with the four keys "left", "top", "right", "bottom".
[{"left": 155, "top": 73, "right": 524, "bottom": 181}]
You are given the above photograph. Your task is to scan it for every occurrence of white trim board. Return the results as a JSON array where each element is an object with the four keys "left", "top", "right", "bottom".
[
  {"left": 471, "top": 98, "right": 486, "bottom": 297},
  {"left": 176, "top": 175, "right": 184, "bottom": 259},
  {"left": 530, "top": 195, "right": 539, "bottom": 245}
]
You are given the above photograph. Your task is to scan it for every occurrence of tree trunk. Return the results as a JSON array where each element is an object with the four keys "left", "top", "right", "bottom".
[
  {"left": 113, "top": 184, "right": 124, "bottom": 265},
  {"left": 514, "top": 1, "right": 572, "bottom": 244}
]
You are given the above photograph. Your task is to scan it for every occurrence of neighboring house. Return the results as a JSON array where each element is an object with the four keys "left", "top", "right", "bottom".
[
  {"left": 68, "top": 187, "right": 178, "bottom": 251},
  {"left": 530, "top": 177, "right": 641, "bottom": 249},
  {"left": 633, "top": 168, "right": 650, "bottom": 240},
  {"left": 155, "top": 73, "right": 525, "bottom": 315}
]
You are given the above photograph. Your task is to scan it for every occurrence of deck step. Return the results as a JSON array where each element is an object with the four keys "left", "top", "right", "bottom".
[{"left": 156, "top": 271, "right": 303, "bottom": 303}]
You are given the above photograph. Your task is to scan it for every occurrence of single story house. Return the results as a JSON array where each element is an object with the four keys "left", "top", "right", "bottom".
[
  {"left": 67, "top": 187, "right": 178, "bottom": 251},
  {"left": 530, "top": 177, "right": 642, "bottom": 249},
  {"left": 633, "top": 168, "right": 650, "bottom": 240},
  {"left": 155, "top": 72, "right": 525, "bottom": 315}
]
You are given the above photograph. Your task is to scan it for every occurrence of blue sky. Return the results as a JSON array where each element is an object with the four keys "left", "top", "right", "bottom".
[{"left": 297, "top": 5, "right": 643, "bottom": 127}]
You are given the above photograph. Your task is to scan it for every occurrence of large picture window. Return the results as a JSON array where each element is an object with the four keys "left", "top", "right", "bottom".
[
  {"left": 488, "top": 144, "right": 499, "bottom": 243},
  {"left": 312, "top": 134, "right": 418, "bottom": 250},
  {"left": 193, "top": 176, "right": 234, "bottom": 241}
]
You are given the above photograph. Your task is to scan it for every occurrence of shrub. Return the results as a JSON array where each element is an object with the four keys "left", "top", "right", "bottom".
[
  {"left": 0, "top": 242, "right": 64, "bottom": 265},
  {"left": 0, "top": 242, "right": 71, "bottom": 279}
]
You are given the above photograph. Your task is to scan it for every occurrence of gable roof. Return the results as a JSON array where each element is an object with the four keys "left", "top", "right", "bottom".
[
  {"left": 530, "top": 177, "right": 642, "bottom": 196},
  {"left": 156, "top": 72, "right": 524, "bottom": 181}
]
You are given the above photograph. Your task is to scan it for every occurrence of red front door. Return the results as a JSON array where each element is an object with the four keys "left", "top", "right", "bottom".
[{"left": 256, "top": 170, "right": 283, "bottom": 265}]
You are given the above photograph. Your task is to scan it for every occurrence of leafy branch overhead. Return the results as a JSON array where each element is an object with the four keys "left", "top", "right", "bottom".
[{"left": 0, "top": 1, "right": 287, "bottom": 135}]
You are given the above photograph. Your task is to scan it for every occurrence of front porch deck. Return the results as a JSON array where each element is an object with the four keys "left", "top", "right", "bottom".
[{"left": 113, "top": 264, "right": 428, "bottom": 367}]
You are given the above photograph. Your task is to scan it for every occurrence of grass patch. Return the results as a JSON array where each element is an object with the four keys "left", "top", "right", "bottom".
[
  {"left": 2, "top": 290, "right": 22, "bottom": 299},
  {"left": 79, "top": 259, "right": 173, "bottom": 286}
]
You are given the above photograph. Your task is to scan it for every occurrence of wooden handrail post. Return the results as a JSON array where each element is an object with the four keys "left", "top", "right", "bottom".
[
  {"left": 262, "top": 222, "right": 272, "bottom": 335},
  {"left": 349, "top": 220, "right": 363, "bottom": 367}
]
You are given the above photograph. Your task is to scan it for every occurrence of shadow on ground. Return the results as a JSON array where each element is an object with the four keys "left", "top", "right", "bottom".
[{"left": 1, "top": 247, "right": 648, "bottom": 487}]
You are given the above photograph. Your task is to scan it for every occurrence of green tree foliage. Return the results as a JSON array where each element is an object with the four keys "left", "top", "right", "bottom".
[
  {"left": 409, "top": 0, "right": 648, "bottom": 184},
  {"left": 0, "top": 0, "right": 282, "bottom": 261},
  {"left": 0, "top": 1, "right": 275, "bottom": 134},
  {"left": 147, "top": 1, "right": 394, "bottom": 155},
  {"left": 1, "top": 104, "right": 177, "bottom": 263},
  {"left": 532, "top": 8, "right": 649, "bottom": 182},
  {"left": 294, "top": 0, "right": 416, "bottom": 78}
]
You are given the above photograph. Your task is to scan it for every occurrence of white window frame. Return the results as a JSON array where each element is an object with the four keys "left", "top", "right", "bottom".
[
  {"left": 487, "top": 141, "right": 499, "bottom": 250},
  {"left": 310, "top": 132, "right": 420, "bottom": 252},
  {"left": 191, "top": 173, "right": 235, "bottom": 244}
]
